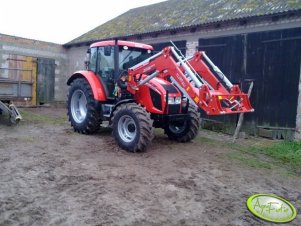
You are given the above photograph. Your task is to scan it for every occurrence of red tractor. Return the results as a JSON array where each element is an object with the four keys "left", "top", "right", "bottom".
[{"left": 67, "top": 40, "right": 253, "bottom": 152}]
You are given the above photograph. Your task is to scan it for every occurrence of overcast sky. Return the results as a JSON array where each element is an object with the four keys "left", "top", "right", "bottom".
[{"left": 0, "top": 0, "right": 165, "bottom": 44}]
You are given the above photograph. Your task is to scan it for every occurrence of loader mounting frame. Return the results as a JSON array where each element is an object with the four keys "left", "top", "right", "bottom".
[{"left": 0, "top": 100, "right": 22, "bottom": 124}]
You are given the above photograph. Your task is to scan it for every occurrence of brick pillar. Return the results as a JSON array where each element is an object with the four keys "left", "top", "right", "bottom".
[
  {"left": 186, "top": 41, "right": 198, "bottom": 57},
  {"left": 295, "top": 60, "right": 301, "bottom": 140}
]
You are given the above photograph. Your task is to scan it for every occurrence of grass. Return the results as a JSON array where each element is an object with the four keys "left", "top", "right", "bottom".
[
  {"left": 196, "top": 136, "right": 216, "bottom": 144},
  {"left": 257, "top": 141, "right": 301, "bottom": 170},
  {"left": 20, "top": 109, "right": 67, "bottom": 125},
  {"left": 227, "top": 140, "right": 301, "bottom": 175},
  {"left": 226, "top": 150, "right": 274, "bottom": 169}
]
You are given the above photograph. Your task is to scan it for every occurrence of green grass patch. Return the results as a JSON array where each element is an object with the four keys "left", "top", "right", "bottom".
[
  {"left": 226, "top": 151, "right": 272, "bottom": 170},
  {"left": 20, "top": 109, "right": 67, "bottom": 125},
  {"left": 195, "top": 136, "right": 217, "bottom": 144},
  {"left": 258, "top": 141, "right": 301, "bottom": 170},
  {"left": 154, "top": 128, "right": 165, "bottom": 136},
  {"left": 227, "top": 140, "right": 301, "bottom": 175}
]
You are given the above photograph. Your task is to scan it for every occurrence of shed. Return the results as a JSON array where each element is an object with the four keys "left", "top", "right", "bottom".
[{"left": 64, "top": 0, "right": 301, "bottom": 139}]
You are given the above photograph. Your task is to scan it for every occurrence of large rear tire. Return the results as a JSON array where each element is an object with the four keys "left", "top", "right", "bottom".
[
  {"left": 67, "top": 78, "right": 101, "bottom": 134},
  {"left": 112, "top": 103, "right": 154, "bottom": 152},
  {"left": 164, "top": 105, "right": 200, "bottom": 142}
]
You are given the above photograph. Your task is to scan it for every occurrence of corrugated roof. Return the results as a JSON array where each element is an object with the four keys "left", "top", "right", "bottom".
[{"left": 66, "top": 0, "right": 301, "bottom": 46}]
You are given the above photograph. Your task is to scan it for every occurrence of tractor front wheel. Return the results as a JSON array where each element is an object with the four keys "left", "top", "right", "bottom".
[
  {"left": 165, "top": 105, "right": 200, "bottom": 142},
  {"left": 112, "top": 103, "right": 154, "bottom": 152},
  {"left": 67, "top": 78, "right": 101, "bottom": 134}
]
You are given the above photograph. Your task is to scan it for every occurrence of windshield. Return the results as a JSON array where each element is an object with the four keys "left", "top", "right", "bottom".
[{"left": 119, "top": 46, "right": 152, "bottom": 70}]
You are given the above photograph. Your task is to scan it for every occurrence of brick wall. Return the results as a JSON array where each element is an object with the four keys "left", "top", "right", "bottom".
[{"left": 186, "top": 41, "right": 198, "bottom": 57}]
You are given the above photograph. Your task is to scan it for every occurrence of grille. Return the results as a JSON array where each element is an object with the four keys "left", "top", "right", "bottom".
[
  {"left": 150, "top": 89, "right": 162, "bottom": 110},
  {"left": 168, "top": 104, "right": 181, "bottom": 114}
]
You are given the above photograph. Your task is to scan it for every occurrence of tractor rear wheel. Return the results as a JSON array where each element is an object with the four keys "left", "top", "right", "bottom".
[
  {"left": 165, "top": 105, "right": 200, "bottom": 142},
  {"left": 112, "top": 103, "right": 154, "bottom": 152},
  {"left": 67, "top": 78, "right": 101, "bottom": 134}
]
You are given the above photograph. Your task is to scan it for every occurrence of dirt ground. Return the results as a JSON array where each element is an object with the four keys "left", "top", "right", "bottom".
[{"left": 0, "top": 107, "right": 300, "bottom": 226}]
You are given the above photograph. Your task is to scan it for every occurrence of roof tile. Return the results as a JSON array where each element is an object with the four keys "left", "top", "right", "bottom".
[{"left": 67, "top": 0, "right": 301, "bottom": 45}]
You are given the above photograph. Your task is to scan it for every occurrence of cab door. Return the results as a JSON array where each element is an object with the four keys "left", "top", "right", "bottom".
[
  {"left": 88, "top": 46, "right": 115, "bottom": 98},
  {"left": 96, "top": 46, "right": 115, "bottom": 98}
]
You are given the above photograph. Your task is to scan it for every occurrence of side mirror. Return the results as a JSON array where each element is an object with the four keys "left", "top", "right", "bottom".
[
  {"left": 84, "top": 60, "right": 90, "bottom": 70},
  {"left": 104, "top": 46, "right": 112, "bottom": 56}
]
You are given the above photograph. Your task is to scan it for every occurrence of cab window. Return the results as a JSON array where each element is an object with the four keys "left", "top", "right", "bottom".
[
  {"left": 88, "top": 47, "right": 97, "bottom": 72},
  {"left": 119, "top": 46, "right": 152, "bottom": 70},
  {"left": 97, "top": 46, "right": 115, "bottom": 97},
  {"left": 97, "top": 46, "right": 114, "bottom": 79}
]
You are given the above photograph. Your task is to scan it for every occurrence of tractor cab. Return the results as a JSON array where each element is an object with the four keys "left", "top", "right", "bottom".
[{"left": 85, "top": 40, "right": 153, "bottom": 98}]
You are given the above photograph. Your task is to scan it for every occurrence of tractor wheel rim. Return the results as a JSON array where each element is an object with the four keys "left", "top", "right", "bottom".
[
  {"left": 118, "top": 115, "right": 137, "bottom": 143},
  {"left": 70, "top": 90, "right": 87, "bottom": 123},
  {"left": 169, "top": 122, "right": 186, "bottom": 134}
]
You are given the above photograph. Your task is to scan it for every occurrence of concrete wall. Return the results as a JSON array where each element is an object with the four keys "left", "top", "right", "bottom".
[
  {"left": 0, "top": 34, "right": 67, "bottom": 102},
  {"left": 65, "top": 45, "right": 89, "bottom": 79}
]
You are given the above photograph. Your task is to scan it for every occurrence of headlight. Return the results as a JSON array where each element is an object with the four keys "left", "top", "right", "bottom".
[
  {"left": 167, "top": 96, "right": 181, "bottom": 104},
  {"left": 168, "top": 97, "right": 175, "bottom": 104},
  {"left": 174, "top": 96, "right": 181, "bottom": 104}
]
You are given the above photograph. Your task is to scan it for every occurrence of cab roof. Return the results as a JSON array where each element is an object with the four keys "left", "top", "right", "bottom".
[{"left": 90, "top": 40, "right": 153, "bottom": 50}]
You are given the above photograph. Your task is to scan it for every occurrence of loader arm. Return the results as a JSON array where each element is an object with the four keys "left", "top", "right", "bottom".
[{"left": 127, "top": 47, "right": 253, "bottom": 115}]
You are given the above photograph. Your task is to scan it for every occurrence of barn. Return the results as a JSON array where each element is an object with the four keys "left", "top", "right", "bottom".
[
  {"left": 1, "top": 0, "right": 301, "bottom": 139},
  {"left": 63, "top": 0, "right": 301, "bottom": 139}
]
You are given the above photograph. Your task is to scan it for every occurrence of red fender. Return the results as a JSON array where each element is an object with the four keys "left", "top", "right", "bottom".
[{"left": 67, "top": 71, "right": 107, "bottom": 101}]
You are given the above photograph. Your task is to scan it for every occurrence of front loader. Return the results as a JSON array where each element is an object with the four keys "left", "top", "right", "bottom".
[{"left": 67, "top": 40, "right": 253, "bottom": 152}]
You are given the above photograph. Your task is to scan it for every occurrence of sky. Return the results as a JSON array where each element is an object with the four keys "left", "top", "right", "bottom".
[{"left": 0, "top": 0, "right": 166, "bottom": 44}]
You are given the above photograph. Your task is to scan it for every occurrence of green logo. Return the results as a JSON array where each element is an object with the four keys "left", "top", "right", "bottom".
[{"left": 247, "top": 194, "right": 297, "bottom": 223}]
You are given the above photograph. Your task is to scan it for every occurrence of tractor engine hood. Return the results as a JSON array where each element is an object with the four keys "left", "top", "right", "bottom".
[{"left": 134, "top": 76, "right": 182, "bottom": 115}]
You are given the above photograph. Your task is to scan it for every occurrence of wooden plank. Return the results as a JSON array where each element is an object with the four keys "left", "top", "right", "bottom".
[
  {"left": 31, "top": 58, "right": 37, "bottom": 105},
  {"left": 37, "top": 58, "right": 55, "bottom": 104}
]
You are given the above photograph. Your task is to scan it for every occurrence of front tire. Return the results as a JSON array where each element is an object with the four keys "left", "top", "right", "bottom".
[
  {"left": 165, "top": 105, "right": 201, "bottom": 142},
  {"left": 67, "top": 78, "right": 101, "bottom": 134},
  {"left": 112, "top": 103, "right": 154, "bottom": 152}
]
